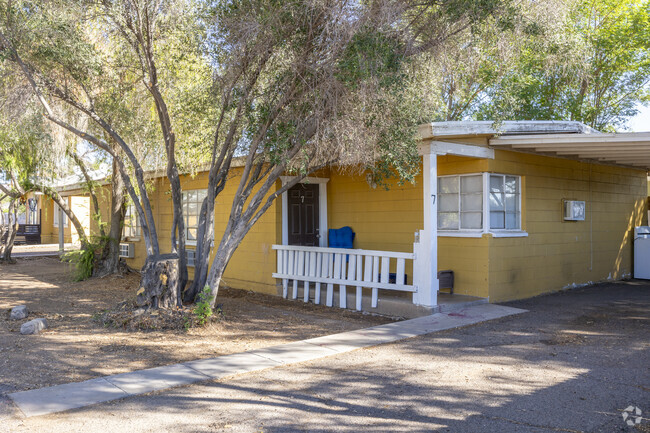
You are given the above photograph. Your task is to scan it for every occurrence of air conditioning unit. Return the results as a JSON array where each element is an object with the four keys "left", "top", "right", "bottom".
[
  {"left": 119, "top": 243, "right": 135, "bottom": 258},
  {"left": 563, "top": 200, "right": 586, "bottom": 221}
]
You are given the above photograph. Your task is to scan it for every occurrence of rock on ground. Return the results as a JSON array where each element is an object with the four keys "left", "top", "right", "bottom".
[
  {"left": 10, "top": 306, "right": 28, "bottom": 320},
  {"left": 20, "top": 318, "right": 47, "bottom": 335}
]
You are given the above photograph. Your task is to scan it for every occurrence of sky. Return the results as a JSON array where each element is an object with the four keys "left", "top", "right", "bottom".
[{"left": 627, "top": 104, "right": 650, "bottom": 132}]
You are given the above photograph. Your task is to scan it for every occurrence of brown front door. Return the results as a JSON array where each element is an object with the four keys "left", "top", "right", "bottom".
[{"left": 288, "top": 183, "right": 320, "bottom": 246}]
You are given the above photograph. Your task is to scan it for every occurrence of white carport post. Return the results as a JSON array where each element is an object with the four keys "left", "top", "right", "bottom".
[
  {"left": 414, "top": 150, "right": 439, "bottom": 307},
  {"left": 58, "top": 205, "right": 64, "bottom": 252}
]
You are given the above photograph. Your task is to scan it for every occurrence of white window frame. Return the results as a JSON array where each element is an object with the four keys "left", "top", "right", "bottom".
[
  {"left": 53, "top": 202, "right": 68, "bottom": 228},
  {"left": 488, "top": 173, "right": 522, "bottom": 233},
  {"left": 182, "top": 189, "right": 212, "bottom": 246},
  {"left": 122, "top": 203, "right": 141, "bottom": 240},
  {"left": 186, "top": 248, "right": 196, "bottom": 267},
  {"left": 437, "top": 172, "right": 527, "bottom": 238},
  {"left": 438, "top": 173, "right": 484, "bottom": 233}
]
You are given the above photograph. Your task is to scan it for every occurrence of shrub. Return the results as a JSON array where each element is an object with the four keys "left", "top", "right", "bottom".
[
  {"left": 193, "top": 286, "right": 213, "bottom": 326},
  {"left": 62, "top": 236, "right": 108, "bottom": 281}
]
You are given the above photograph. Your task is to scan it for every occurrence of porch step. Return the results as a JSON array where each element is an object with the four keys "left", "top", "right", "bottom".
[{"left": 276, "top": 284, "right": 488, "bottom": 319}]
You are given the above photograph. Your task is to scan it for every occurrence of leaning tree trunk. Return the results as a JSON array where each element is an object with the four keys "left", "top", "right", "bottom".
[
  {"left": 37, "top": 185, "right": 90, "bottom": 250},
  {"left": 205, "top": 248, "right": 230, "bottom": 308},
  {"left": 136, "top": 253, "right": 182, "bottom": 309},
  {"left": 0, "top": 199, "right": 18, "bottom": 263}
]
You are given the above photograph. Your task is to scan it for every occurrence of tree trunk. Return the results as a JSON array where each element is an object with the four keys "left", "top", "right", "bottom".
[
  {"left": 184, "top": 197, "right": 212, "bottom": 302},
  {"left": 93, "top": 157, "right": 126, "bottom": 277},
  {"left": 206, "top": 247, "right": 230, "bottom": 308},
  {"left": 167, "top": 167, "right": 188, "bottom": 306},
  {"left": 206, "top": 227, "right": 244, "bottom": 308},
  {"left": 137, "top": 253, "right": 182, "bottom": 309},
  {"left": 0, "top": 199, "right": 18, "bottom": 263}
]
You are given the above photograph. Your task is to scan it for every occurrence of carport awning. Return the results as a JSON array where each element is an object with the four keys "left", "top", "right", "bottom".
[{"left": 489, "top": 132, "right": 650, "bottom": 169}]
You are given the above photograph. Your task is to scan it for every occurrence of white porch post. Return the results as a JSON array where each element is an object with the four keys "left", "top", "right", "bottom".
[
  {"left": 58, "top": 205, "right": 64, "bottom": 252},
  {"left": 414, "top": 151, "right": 438, "bottom": 307}
]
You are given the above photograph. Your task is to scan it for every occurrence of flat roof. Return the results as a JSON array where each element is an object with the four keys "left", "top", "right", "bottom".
[
  {"left": 418, "top": 121, "right": 599, "bottom": 139},
  {"left": 417, "top": 121, "right": 650, "bottom": 170},
  {"left": 490, "top": 132, "right": 650, "bottom": 169}
]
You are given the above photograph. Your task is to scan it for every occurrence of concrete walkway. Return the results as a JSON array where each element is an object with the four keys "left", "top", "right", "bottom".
[
  {"left": 11, "top": 244, "right": 78, "bottom": 258},
  {"left": 8, "top": 303, "right": 525, "bottom": 418}
]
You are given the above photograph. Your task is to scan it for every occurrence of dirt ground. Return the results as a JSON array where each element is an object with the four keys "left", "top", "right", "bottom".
[{"left": 0, "top": 257, "right": 393, "bottom": 394}]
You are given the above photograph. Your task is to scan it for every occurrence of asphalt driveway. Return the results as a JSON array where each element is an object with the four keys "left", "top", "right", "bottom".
[{"left": 2, "top": 281, "right": 649, "bottom": 432}]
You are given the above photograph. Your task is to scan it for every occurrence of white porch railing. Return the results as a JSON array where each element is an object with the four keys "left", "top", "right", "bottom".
[{"left": 272, "top": 244, "right": 418, "bottom": 311}]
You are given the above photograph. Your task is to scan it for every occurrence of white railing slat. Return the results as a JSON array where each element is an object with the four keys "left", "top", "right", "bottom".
[
  {"left": 330, "top": 253, "right": 342, "bottom": 307},
  {"left": 380, "top": 257, "right": 389, "bottom": 283},
  {"left": 326, "top": 253, "right": 334, "bottom": 307},
  {"left": 396, "top": 258, "right": 405, "bottom": 286},
  {"left": 287, "top": 250, "right": 295, "bottom": 299},
  {"left": 305, "top": 252, "right": 316, "bottom": 303},
  {"left": 292, "top": 250, "right": 301, "bottom": 299},
  {"left": 280, "top": 249, "right": 288, "bottom": 298},
  {"left": 342, "top": 254, "right": 356, "bottom": 310},
  {"left": 372, "top": 256, "right": 380, "bottom": 308},
  {"left": 355, "top": 255, "right": 363, "bottom": 311},
  {"left": 315, "top": 252, "right": 324, "bottom": 304}
]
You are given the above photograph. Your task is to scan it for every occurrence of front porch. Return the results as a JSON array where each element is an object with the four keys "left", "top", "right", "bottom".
[
  {"left": 271, "top": 242, "right": 488, "bottom": 319},
  {"left": 270, "top": 136, "right": 495, "bottom": 317}
]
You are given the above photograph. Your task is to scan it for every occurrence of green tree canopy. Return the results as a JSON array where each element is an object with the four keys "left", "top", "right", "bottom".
[{"left": 478, "top": 0, "right": 650, "bottom": 131}]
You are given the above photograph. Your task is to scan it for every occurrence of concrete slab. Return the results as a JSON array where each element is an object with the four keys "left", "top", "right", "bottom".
[
  {"left": 8, "top": 303, "right": 526, "bottom": 418},
  {"left": 9, "top": 378, "right": 127, "bottom": 417},
  {"left": 305, "top": 304, "right": 526, "bottom": 352},
  {"left": 184, "top": 352, "right": 282, "bottom": 379},
  {"left": 247, "top": 341, "right": 340, "bottom": 364},
  {"left": 105, "top": 363, "right": 209, "bottom": 395}
]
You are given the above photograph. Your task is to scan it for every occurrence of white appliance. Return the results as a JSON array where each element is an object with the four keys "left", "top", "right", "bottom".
[
  {"left": 634, "top": 226, "right": 650, "bottom": 279},
  {"left": 563, "top": 200, "right": 586, "bottom": 221}
]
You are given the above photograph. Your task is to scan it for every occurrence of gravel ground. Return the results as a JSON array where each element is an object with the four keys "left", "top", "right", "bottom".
[
  {"left": 0, "top": 257, "right": 392, "bottom": 393},
  {"left": 1, "top": 279, "right": 648, "bottom": 432}
]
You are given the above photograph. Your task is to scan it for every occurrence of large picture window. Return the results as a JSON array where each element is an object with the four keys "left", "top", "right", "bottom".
[
  {"left": 183, "top": 189, "right": 207, "bottom": 243},
  {"left": 123, "top": 203, "right": 141, "bottom": 239},
  {"left": 438, "top": 173, "right": 522, "bottom": 234}
]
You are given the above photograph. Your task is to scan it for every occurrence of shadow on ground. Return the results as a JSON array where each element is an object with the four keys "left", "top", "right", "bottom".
[{"left": 6, "top": 281, "right": 648, "bottom": 432}]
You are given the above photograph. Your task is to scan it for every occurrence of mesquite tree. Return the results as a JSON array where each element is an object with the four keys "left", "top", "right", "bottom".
[{"left": 188, "top": 0, "right": 518, "bottom": 306}]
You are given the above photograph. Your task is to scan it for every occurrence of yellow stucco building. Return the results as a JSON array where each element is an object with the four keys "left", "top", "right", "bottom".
[{"left": 37, "top": 121, "right": 649, "bottom": 312}]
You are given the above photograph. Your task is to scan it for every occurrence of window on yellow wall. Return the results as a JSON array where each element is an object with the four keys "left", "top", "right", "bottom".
[
  {"left": 182, "top": 189, "right": 207, "bottom": 243},
  {"left": 438, "top": 173, "right": 523, "bottom": 234},
  {"left": 122, "top": 203, "right": 141, "bottom": 239},
  {"left": 489, "top": 174, "right": 521, "bottom": 230},
  {"left": 438, "top": 174, "right": 483, "bottom": 230}
]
